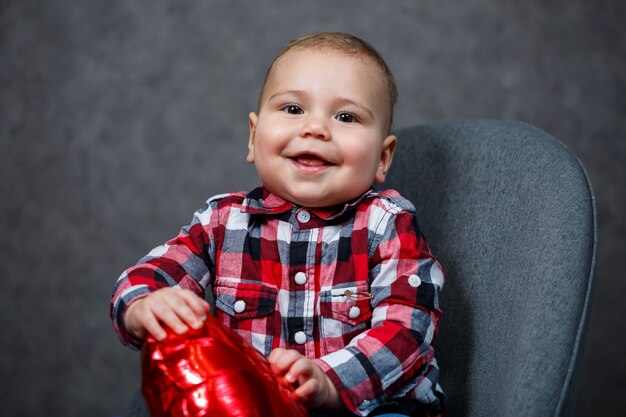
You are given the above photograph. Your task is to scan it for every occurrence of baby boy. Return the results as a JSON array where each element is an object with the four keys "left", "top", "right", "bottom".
[{"left": 111, "top": 32, "right": 444, "bottom": 417}]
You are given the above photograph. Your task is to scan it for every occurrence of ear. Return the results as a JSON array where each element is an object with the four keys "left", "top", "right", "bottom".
[
  {"left": 374, "top": 134, "right": 397, "bottom": 183},
  {"left": 247, "top": 112, "right": 258, "bottom": 164}
]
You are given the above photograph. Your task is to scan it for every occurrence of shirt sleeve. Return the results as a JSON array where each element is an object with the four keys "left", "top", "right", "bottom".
[
  {"left": 314, "top": 197, "right": 444, "bottom": 415},
  {"left": 110, "top": 199, "right": 218, "bottom": 349}
]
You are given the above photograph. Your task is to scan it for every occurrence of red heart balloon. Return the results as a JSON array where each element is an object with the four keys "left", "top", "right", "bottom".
[{"left": 141, "top": 314, "right": 310, "bottom": 417}]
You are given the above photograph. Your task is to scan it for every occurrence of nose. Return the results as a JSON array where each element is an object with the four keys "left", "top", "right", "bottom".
[{"left": 300, "top": 113, "right": 331, "bottom": 141}]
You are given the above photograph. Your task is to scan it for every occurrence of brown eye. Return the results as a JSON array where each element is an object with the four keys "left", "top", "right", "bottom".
[
  {"left": 337, "top": 113, "right": 356, "bottom": 123},
  {"left": 283, "top": 105, "right": 303, "bottom": 115}
]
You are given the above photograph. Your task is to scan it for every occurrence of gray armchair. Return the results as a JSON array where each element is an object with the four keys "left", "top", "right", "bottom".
[
  {"left": 126, "top": 120, "right": 596, "bottom": 417},
  {"left": 383, "top": 120, "right": 596, "bottom": 416}
]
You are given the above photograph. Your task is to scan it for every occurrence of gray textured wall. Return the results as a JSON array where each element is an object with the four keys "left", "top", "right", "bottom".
[{"left": 1, "top": 1, "right": 624, "bottom": 416}]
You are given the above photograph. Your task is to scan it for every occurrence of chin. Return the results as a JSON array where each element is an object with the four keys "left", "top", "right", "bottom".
[
  {"left": 279, "top": 185, "right": 368, "bottom": 208},
  {"left": 290, "top": 193, "right": 351, "bottom": 208},
  {"left": 286, "top": 193, "right": 331, "bottom": 208}
]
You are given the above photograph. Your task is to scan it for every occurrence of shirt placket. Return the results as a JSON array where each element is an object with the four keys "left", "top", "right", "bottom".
[{"left": 286, "top": 207, "right": 319, "bottom": 356}]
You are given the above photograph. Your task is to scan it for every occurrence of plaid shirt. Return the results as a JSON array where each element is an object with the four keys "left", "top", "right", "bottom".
[{"left": 111, "top": 186, "right": 444, "bottom": 415}]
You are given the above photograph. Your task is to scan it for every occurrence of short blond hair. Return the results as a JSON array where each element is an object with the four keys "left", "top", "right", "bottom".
[{"left": 258, "top": 32, "right": 398, "bottom": 133}]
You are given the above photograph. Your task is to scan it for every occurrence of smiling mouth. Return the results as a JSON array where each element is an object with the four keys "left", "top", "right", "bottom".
[{"left": 290, "top": 154, "right": 334, "bottom": 168}]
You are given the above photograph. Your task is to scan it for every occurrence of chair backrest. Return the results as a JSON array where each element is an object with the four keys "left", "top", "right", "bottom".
[{"left": 384, "top": 120, "right": 596, "bottom": 417}]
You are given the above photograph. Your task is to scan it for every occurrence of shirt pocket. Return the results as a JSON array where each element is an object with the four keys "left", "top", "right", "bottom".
[
  {"left": 319, "top": 282, "right": 373, "bottom": 354},
  {"left": 213, "top": 278, "right": 278, "bottom": 343}
]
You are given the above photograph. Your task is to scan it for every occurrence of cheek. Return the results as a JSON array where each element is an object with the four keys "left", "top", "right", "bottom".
[
  {"left": 253, "top": 135, "right": 278, "bottom": 160},
  {"left": 254, "top": 124, "right": 291, "bottom": 156},
  {"left": 341, "top": 140, "right": 381, "bottom": 171}
]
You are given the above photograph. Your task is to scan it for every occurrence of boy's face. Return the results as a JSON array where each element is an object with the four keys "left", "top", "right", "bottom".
[{"left": 247, "top": 49, "right": 396, "bottom": 208}]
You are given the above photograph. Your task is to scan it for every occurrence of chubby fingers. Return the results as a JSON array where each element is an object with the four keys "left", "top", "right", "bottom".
[
  {"left": 165, "top": 289, "right": 210, "bottom": 329},
  {"left": 284, "top": 356, "right": 316, "bottom": 384},
  {"left": 269, "top": 348, "right": 298, "bottom": 374},
  {"left": 294, "top": 377, "right": 323, "bottom": 401},
  {"left": 269, "top": 348, "right": 313, "bottom": 383},
  {"left": 268, "top": 348, "right": 339, "bottom": 408},
  {"left": 160, "top": 288, "right": 209, "bottom": 333},
  {"left": 179, "top": 288, "right": 211, "bottom": 316},
  {"left": 269, "top": 348, "right": 303, "bottom": 379},
  {"left": 126, "top": 288, "right": 210, "bottom": 341}
]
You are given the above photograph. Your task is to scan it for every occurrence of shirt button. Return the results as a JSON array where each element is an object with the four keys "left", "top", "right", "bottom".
[
  {"left": 234, "top": 300, "right": 246, "bottom": 313},
  {"left": 408, "top": 274, "right": 422, "bottom": 288},
  {"left": 348, "top": 306, "right": 361, "bottom": 319},
  {"left": 297, "top": 210, "right": 311, "bottom": 223},
  {"left": 294, "top": 331, "right": 307, "bottom": 345},
  {"left": 294, "top": 271, "right": 307, "bottom": 285}
]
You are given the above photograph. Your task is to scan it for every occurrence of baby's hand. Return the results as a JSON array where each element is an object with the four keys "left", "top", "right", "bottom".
[
  {"left": 124, "top": 288, "right": 210, "bottom": 341},
  {"left": 269, "top": 348, "right": 342, "bottom": 410}
]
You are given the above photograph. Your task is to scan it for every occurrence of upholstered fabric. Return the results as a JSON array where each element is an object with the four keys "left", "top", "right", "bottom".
[
  {"left": 383, "top": 120, "right": 596, "bottom": 416},
  {"left": 126, "top": 120, "right": 596, "bottom": 417}
]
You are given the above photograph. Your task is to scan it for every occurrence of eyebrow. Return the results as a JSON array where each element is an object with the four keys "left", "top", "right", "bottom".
[
  {"left": 267, "top": 89, "right": 375, "bottom": 120},
  {"left": 266, "top": 89, "right": 304, "bottom": 103}
]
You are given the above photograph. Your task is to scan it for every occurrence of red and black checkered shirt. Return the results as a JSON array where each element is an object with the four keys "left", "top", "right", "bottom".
[{"left": 111, "top": 186, "right": 444, "bottom": 415}]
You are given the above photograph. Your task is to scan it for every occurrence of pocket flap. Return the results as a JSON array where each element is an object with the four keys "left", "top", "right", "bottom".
[
  {"left": 320, "top": 283, "right": 372, "bottom": 326},
  {"left": 214, "top": 279, "right": 277, "bottom": 319}
]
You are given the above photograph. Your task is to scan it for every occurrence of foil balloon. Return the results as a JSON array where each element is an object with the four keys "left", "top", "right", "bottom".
[{"left": 141, "top": 314, "right": 310, "bottom": 417}]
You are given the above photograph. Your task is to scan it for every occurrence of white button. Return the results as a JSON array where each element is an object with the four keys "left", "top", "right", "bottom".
[
  {"left": 408, "top": 274, "right": 421, "bottom": 287},
  {"left": 294, "top": 331, "right": 307, "bottom": 344},
  {"left": 294, "top": 271, "right": 307, "bottom": 285},
  {"left": 348, "top": 306, "right": 361, "bottom": 319},
  {"left": 297, "top": 210, "right": 311, "bottom": 223},
  {"left": 234, "top": 300, "right": 246, "bottom": 313}
]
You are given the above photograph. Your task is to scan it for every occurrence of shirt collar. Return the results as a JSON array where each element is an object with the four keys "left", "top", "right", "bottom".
[{"left": 241, "top": 186, "right": 375, "bottom": 220}]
